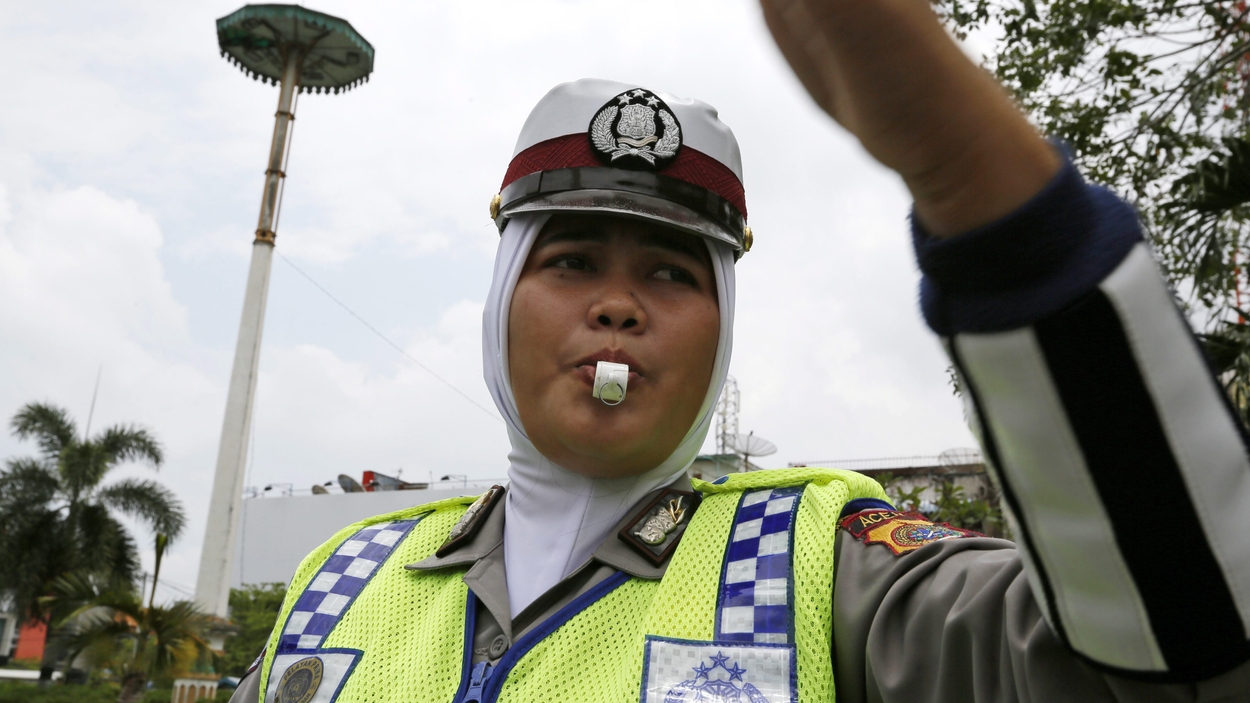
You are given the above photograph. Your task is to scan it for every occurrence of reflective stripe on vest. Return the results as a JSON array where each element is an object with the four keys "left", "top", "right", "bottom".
[{"left": 258, "top": 468, "right": 887, "bottom": 703}]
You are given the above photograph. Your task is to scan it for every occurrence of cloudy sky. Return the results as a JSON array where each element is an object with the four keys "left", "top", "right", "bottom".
[{"left": 0, "top": 1, "right": 975, "bottom": 599}]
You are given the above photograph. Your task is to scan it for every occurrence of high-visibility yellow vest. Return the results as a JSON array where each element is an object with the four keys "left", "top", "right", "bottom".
[{"left": 257, "top": 468, "right": 886, "bottom": 703}]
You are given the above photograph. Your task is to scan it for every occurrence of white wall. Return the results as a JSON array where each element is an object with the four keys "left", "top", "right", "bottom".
[{"left": 231, "top": 487, "right": 475, "bottom": 587}]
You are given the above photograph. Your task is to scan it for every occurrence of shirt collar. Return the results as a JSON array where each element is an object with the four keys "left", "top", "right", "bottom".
[
  {"left": 404, "top": 476, "right": 695, "bottom": 580},
  {"left": 405, "top": 488, "right": 505, "bottom": 572}
]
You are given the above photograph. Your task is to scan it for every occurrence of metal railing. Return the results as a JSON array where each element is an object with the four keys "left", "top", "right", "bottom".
[
  {"left": 788, "top": 449, "right": 984, "bottom": 472},
  {"left": 242, "top": 477, "right": 508, "bottom": 499}
]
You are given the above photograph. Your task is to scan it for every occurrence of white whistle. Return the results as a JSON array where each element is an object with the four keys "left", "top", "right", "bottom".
[{"left": 592, "top": 361, "right": 629, "bottom": 406}]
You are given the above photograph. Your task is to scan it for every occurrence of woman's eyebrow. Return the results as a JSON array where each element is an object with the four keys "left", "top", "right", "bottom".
[
  {"left": 535, "top": 227, "right": 708, "bottom": 263},
  {"left": 534, "top": 229, "right": 607, "bottom": 247},
  {"left": 638, "top": 231, "right": 708, "bottom": 262}
]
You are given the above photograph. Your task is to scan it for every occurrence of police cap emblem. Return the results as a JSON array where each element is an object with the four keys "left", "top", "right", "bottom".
[
  {"left": 588, "top": 88, "right": 682, "bottom": 170},
  {"left": 275, "top": 655, "right": 323, "bottom": 703}
]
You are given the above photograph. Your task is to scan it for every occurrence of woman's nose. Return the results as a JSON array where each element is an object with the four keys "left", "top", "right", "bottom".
[{"left": 588, "top": 291, "right": 648, "bottom": 332}]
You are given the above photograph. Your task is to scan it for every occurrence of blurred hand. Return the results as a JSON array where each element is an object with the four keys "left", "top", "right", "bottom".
[{"left": 760, "top": 0, "right": 1060, "bottom": 237}]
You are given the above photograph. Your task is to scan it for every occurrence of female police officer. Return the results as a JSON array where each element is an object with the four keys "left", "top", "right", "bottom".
[{"left": 231, "top": 0, "right": 1250, "bottom": 700}]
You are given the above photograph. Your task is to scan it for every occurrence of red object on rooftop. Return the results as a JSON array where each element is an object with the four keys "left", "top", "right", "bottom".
[{"left": 360, "top": 470, "right": 427, "bottom": 492}]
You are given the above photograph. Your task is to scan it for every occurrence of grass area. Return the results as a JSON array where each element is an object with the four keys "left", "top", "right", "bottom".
[
  {"left": 0, "top": 681, "right": 230, "bottom": 703},
  {"left": 0, "top": 680, "right": 119, "bottom": 702}
]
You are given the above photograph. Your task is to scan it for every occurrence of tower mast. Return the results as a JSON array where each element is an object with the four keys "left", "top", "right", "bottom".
[{"left": 196, "top": 4, "right": 374, "bottom": 618}]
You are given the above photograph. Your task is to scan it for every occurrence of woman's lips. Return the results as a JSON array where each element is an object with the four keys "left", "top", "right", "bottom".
[
  {"left": 574, "top": 365, "right": 643, "bottom": 387},
  {"left": 574, "top": 349, "right": 644, "bottom": 387}
]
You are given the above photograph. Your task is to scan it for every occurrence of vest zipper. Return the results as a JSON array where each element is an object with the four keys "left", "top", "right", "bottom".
[
  {"left": 457, "top": 661, "right": 494, "bottom": 703},
  {"left": 451, "top": 590, "right": 480, "bottom": 703}
]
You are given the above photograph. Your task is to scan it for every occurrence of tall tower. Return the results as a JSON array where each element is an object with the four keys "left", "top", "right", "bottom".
[
  {"left": 196, "top": 4, "right": 374, "bottom": 619},
  {"left": 717, "top": 376, "right": 740, "bottom": 455}
]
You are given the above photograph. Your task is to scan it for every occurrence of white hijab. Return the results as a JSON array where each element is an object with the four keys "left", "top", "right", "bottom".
[{"left": 482, "top": 212, "right": 737, "bottom": 616}]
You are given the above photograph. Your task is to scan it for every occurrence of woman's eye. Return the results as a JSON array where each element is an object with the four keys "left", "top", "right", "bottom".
[
  {"left": 549, "top": 255, "right": 592, "bottom": 271},
  {"left": 652, "top": 266, "right": 697, "bottom": 285}
]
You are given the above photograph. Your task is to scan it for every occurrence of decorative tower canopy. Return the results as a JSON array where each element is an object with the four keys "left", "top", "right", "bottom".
[{"left": 216, "top": 4, "right": 374, "bottom": 94}]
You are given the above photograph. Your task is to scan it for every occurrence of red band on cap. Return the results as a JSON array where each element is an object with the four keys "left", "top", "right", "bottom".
[{"left": 501, "top": 134, "right": 747, "bottom": 218}]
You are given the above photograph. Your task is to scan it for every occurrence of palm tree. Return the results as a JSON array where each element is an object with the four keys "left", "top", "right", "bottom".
[
  {"left": 0, "top": 402, "right": 186, "bottom": 683},
  {"left": 45, "top": 569, "right": 210, "bottom": 703}
]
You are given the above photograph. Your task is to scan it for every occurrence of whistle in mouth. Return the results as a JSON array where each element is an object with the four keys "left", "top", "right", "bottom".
[{"left": 592, "top": 361, "right": 629, "bottom": 406}]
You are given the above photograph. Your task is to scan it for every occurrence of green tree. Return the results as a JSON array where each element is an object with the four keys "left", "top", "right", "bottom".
[
  {"left": 937, "top": 0, "right": 1250, "bottom": 413},
  {"left": 0, "top": 402, "right": 186, "bottom": 682},
  {"left": 937, "top": 0, "right": 1250, "bottom": 205},
  {"left": 875, "top": 472, "right": 1007, "bottom": 536},
  {"left": 44, "top": 572, "right": 210, "bottom": 703},
  {"left": 219, "top": 584, "right": 286, "bottom": 677}
]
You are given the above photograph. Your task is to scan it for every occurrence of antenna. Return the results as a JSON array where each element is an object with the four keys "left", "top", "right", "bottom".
[
  {"left": 716, "top": 376, "right": 739, "bottom": 454},
  {"left": 84, "top": 364, "right": 103, "bottom": 439},
  {"left": 727, "top": 431, "right": 777, "bottom": 473}
]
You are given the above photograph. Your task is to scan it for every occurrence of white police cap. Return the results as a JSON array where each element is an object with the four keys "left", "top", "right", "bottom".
[{"left": 492, "top": 78, "right": 752, "bottom": 256}]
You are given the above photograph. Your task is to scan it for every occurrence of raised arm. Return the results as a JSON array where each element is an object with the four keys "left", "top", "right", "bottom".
[
  {"left": 759, "top": 0, "right": 1059, "bottom": 236},
  {"left": 760, "top": 0, "right": 1250, "bottom": 686}
]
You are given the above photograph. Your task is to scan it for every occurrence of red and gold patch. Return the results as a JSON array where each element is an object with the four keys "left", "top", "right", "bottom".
[{"left": 840, "top": 510, "right": 978, "bottom": 555}]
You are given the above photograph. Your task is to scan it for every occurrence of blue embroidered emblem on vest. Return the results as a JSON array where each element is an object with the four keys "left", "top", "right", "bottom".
[
  {"left": 716, "top": 486, "right": 803, "bottom": 643},
  {"left": 641, "top": 637, "right": 795, "bottom": 703},
  {"left": 664, "top": 651, "right": 770, "bottom": 702}
]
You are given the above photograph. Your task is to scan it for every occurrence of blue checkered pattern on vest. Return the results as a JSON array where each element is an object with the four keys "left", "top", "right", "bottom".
[
  {"left": 715, "top": 486, "right": 804, "bottom": 644},
  {"left": 277, "top": 519, "right": 419, "bottom": 653}
]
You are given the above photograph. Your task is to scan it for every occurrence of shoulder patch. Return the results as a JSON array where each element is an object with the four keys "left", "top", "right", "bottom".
[
  {"left": 840, "top": 509, "right": 978, "bottom": 555},
  {"left": 618, "top": 489, "right": 701, "bottom": 565},
  {"left": 436, "top": 484, "right": 504, "bottom": 558}
]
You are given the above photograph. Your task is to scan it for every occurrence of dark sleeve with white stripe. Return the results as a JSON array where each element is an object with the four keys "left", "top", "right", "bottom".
[{"left": 914, "top": 155, "right": 1250, "bottom": 681}]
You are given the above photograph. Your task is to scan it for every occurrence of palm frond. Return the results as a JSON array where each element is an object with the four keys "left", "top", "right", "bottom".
[
  {"left": 44, "top": 571, "right": 134, "bottom": 618},
  {"left": 0, "top": 508, "right": 70, "bottom": 620},
  {"left": 72, "top": 505, "right": 140, "bottom": 586},
  {"left": 44, "top": 575, "right": 210, "bottom": 684},
  {"left": 144, "top": 600, "right": 210, "bottom": 674},
  {"left": 97, "top": 479, "right": 186, "bottom": 540},
  {"left": 58, "top": 442, "right": 108, "bottom": 496},
  {"left": 56, "top": 612, "right": 138, "bottom": 669},
  {"left": 9, "top": 403, "right": 77, "bottom": 459},
  {"left": 0, "top": 458, "right": 61, "bottom": 506},
  {"left": 95, "top": 425, "right": 163, "bottom": 469},
  {"left": 44, "top": 577, "right": 145, "bottom": 673}
]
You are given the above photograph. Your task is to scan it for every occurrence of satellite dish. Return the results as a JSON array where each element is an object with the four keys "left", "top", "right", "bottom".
[
  {"left": 338, "top": 473, "right": 365, "bottom": 493},
  {"left": 311, "top": 484, "right": 329, "bottom": 495},
  {"left": 727, "top": 431, "right": 777, "bottom": 472},
  {"left": 938, "top": 448, "right": 982, "bottom": 467},
  {"left": 729, "top": 432, "right": 777, "bottom": 458}
]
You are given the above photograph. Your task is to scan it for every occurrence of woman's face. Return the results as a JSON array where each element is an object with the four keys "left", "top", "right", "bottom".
[{"left": 508, "top": 214, "right": 720, "bottom": 479}]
